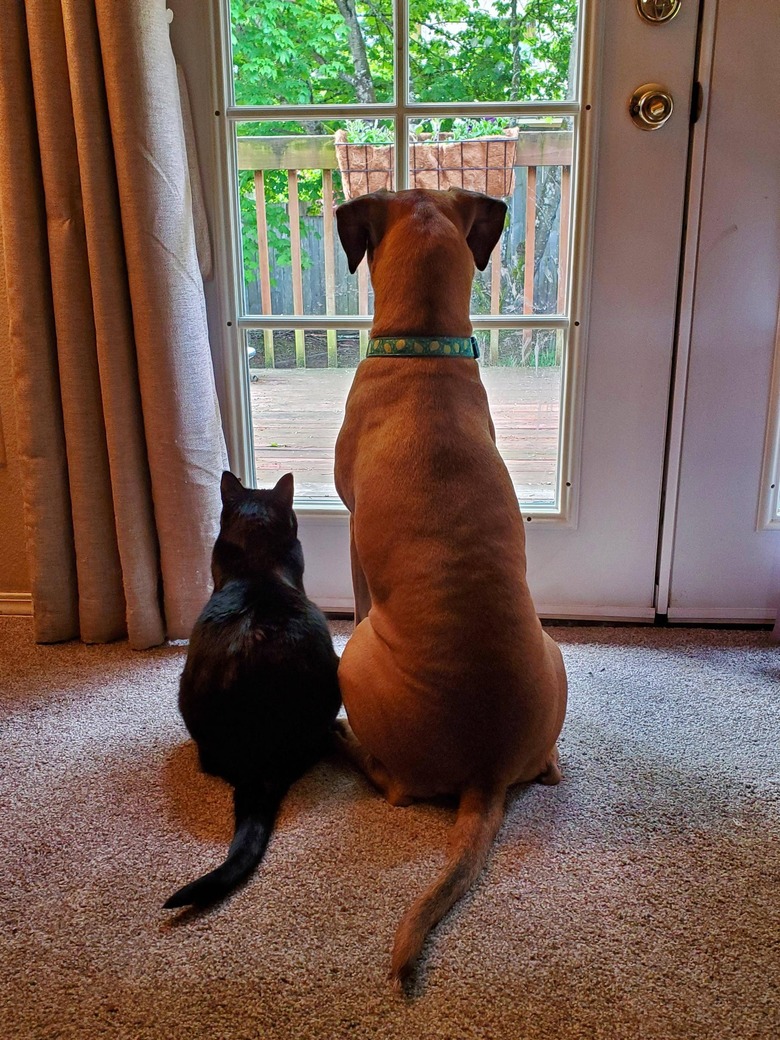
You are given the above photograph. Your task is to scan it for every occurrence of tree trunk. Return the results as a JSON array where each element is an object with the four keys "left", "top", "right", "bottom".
[
  {"left": 334, "top": 0, "right": 376, "bottom": 103},
  {"left": 510, "top": 0, "right": 521, "bottom": 101}
]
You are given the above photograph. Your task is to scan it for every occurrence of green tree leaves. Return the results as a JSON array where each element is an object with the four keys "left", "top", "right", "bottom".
[{"left": 229, "top": 0, "right": 577, "bottom": 307}]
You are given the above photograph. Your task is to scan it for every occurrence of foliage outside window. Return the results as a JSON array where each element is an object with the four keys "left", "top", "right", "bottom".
[{"left": 231, "top": 0, "right": 577, "bottom": 364}]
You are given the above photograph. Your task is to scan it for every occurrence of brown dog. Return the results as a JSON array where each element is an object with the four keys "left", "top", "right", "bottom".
[{"left": 334, "top": 187, "right": 568, "bottom": 989}]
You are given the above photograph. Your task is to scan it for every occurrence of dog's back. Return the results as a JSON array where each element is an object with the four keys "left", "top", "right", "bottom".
[{"left": 338, "top": 351, "right": 563, "bottom": 794}]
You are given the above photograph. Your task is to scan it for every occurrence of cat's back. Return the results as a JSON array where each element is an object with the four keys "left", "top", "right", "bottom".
[
  {"left": 185, "top": 576, "right": 331, "bottom": 675},
  {"left": 181, "top": 575, "right": 337, "bottom": 712},
  {"left": 179, "top": 574, "right": 339, "bottom": 780}
]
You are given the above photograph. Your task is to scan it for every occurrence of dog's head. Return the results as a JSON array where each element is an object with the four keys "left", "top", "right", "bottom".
[{"left": 335, "top": 187, "right": 508, "bottom": 275}]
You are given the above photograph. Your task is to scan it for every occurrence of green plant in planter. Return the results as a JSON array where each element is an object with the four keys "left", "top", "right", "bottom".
[
  {"left": 343, "top": 117, "right": 519, "bottom": 145},
  {"left": 448, "top": 116, "right": 518, "bottom": 140},
  {"left": 343, "top": 120, "right": 395, "bottom": 145}
]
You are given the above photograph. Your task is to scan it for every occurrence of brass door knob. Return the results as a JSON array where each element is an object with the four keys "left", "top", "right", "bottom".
[
  {"left": 636, "top": 0, "right": 681, "bottom": 23},
  {"left": 629, "top": 84, "right": 674, "bottom": 130}
]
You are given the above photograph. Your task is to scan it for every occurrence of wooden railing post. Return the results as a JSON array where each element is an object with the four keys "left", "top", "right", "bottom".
[
  {"left": 557, "top": 165, "right": 572, "bottom": 365},
  {"left": 253, "top": 171, "right": 275, "bottom": 367},
  {"left": 523, "top": 166, "right": 537, "bottom": 365},
  {"left": 489, "top": 241, "right": 501, "bottom": 364},
  {"left": 322, "top": 170, "right": 338, "bottom": 367},
  {"left": 358, "top": 262, "right": 369, "bottom": 358},
  {"left": 287, "top": 169, "right": 306, "bottom": 366}
]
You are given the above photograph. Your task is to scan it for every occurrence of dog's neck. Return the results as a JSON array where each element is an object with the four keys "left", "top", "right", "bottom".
[
  {"left": 368, "top": 234, "right": 475, "bottom": 339},
  {"left": 370, "top": 309, "right": 472, "bottom": 340}
]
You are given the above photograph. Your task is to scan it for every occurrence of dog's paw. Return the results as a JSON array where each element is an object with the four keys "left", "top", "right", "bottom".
[
  {"left": 332, "top": 717, "right": 356, "bottom": 749},
  {"left": 537, "top": 746, "right": 562, "bottom": 785}
]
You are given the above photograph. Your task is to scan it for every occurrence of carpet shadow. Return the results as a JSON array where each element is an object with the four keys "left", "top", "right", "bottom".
[
  {"left": 160, "top": 740, "right": 234, "bottom": 844},
  {"left": 159, "top": 740, "right": 361, "bottom": 846}
]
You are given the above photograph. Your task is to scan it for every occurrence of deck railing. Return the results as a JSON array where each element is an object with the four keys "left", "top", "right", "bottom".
[{"left": 237, "top": 131, "right": 573, "bottom": 368}]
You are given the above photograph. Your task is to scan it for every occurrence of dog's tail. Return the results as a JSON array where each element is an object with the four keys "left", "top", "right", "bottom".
[
  {"left": 390, "top": 784, "right": 506, "bottom": 989},
  {"left": 163, "top": 781, "right": 285, "bottom": 910}
]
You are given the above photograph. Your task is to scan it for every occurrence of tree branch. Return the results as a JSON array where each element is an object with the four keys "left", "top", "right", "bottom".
[{"left": 333, "top": 0, "right": 377, "bottom": 103}]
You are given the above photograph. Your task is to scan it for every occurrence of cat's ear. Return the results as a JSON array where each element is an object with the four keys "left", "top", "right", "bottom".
[
  {"left": 273, "top": 472, "right": 295, "bottom": 510},
  {"left": 220, "top": 470, "right": 245, "bottom": 505}
]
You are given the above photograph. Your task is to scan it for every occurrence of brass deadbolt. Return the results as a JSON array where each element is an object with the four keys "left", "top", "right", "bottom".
[
  {"left": 636, "top": 0, "right": 682, "bottom": 23},
  {"left": 629, "top": 84, "right": 674, "bottom": 130}
]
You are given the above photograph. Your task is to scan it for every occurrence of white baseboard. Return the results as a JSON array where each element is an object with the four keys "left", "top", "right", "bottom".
[
  {"left": 0, "top": 592, "right": 33, "bottom": 616},
  {"left": 325, "top": 602, "right": 776, "bottom": 625},
  {"left": 3, "top": 592, "right": 763, "bottom": 626},
  {"left": 320, "top": 597, "right": 357, "bottom": 616},
  {"left": 667, "top": 606, "right": 776, "bottom": 624},
  {"left": 537, "top": 604, "right": 656, "bottom": 623}
]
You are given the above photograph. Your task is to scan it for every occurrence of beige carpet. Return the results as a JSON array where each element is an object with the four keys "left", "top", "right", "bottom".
[{"left": 1, "top": 616, "right": 778, "bottom": 1039}]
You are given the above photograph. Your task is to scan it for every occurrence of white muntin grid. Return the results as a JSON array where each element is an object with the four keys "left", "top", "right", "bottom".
[{"left": 206, "top": 0, "right": 599, "bottom": 521}]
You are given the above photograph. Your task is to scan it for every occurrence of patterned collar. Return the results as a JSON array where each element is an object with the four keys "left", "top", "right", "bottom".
[{"left": 366, "top": 336, "right": 480, "bottom": 359}]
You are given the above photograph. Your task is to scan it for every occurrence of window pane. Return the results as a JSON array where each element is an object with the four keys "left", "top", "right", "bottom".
[
  {"left": 236, "top": 120, "right": 393, "bottom": 316},
  {"left": 409, "top": 0, "right": 579, "bottom": 104},
  {"left": 247, "top": 329, "right": 357, "bottom": 501},
  {"left": 247, "top": 328, "right": 362, "bottom": 372},
  {"left": 407, "top": 118, "right": 573, "bottom": 317},
  {"left": 247, "top": 328, "right": 562, "bottom": 506},
  {"left": 230, "top": 0, "right": 394, "bottom": 105},
  {"left": 476, "top": 328, "right": 563, "bottom": 507}
]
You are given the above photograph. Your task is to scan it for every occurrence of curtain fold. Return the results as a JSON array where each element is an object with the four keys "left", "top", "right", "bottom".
[
  {"left": 0, "top": 0, "right": 227, "bottom": 647},
  {"left": 177, "top": 64, "right": 213, "bottom": 282}
]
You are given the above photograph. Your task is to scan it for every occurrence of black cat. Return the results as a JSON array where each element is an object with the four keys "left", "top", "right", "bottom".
[{"left": 164, "top": 471, "right": 341, "bottom": 910}]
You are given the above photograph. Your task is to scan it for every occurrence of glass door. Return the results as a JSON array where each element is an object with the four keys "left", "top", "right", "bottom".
[
  {"left": 211, "top": 0, "right": 703, "bottom": 618},
  {"left": 221, "top": 0, "right": 581, "bottom": 510}
]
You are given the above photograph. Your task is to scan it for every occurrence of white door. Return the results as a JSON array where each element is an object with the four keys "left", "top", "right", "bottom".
[
  {"left": 197, "top": 0, "right": 772, "bottom": 622},
  {"left": 658, "top": 0, "right": 780, "bottom": 624},
  {"left": 516, "top": 0, "right": 703, "bottom": 620}
]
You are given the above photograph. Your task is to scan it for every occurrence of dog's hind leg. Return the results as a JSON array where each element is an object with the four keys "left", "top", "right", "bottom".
[
  {"left": 334, "top": 719, "right": 415, "bottom": 806},
  {"left": 349, "top": 515, "right": 372, "bottom": 625}
]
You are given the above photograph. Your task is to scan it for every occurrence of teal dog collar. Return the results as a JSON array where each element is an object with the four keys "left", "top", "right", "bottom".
[{"left": 366, "top": 336, "right": 480, "bottom": 359}]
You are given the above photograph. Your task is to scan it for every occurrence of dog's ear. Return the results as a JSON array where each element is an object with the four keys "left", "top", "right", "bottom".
[
  {"left": 336, "top": 192, "right": 390, "bottom": 273},
  {"left": 452, "top": 190, "right": 508, "bottom": 271}
]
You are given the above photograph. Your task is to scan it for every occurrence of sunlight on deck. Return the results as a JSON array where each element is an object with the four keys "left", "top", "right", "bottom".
[{"left": 250, "top": 367, "right": 560, "bottom": 504}]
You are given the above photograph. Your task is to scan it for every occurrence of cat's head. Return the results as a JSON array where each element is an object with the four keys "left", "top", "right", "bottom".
[{"left": 212, "top": 471, "right": 304, "bottom": 588}]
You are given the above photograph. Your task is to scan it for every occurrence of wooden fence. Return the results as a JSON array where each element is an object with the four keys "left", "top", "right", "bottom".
[{"left": 237, "top": 131, "right": 573, "bottom": 367}]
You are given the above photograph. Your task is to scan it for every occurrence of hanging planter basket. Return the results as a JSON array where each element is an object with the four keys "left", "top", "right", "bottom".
[{"left": 334, "top": 128, "right": 519, "bottom": 200}]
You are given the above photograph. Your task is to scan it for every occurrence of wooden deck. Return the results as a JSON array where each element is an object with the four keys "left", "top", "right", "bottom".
[{"left": 250, "top": 367, "right": 560, "bottom": 503}]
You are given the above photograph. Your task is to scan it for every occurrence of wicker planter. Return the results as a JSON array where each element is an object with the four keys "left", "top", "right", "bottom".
[{"left": 334, "top": 128, "right": 519, "bottom": 200}]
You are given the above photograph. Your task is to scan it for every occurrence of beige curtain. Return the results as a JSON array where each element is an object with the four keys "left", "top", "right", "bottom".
[{"left": 0, "top": 0, "right": 227, "bottom": 648}]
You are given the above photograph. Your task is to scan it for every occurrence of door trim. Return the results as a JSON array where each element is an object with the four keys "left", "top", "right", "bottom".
[
  {"left": 655, "top": 0, "right": 717, "bottom": 617},
  {"left": 757, "top": 302, "right": 780, "bottom": 530}
]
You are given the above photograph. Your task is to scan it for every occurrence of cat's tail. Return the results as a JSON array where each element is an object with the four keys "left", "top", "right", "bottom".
[
  {"left": 389, "top": 784, "right": 506, "bottom": 990},
  {"left": 163, "top": 782, "right": 285, "bottom": 910}
]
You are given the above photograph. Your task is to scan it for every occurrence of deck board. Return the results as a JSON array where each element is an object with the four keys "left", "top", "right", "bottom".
[{"left": 250, "top": 367, "right": 560, "bottom": 503}]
